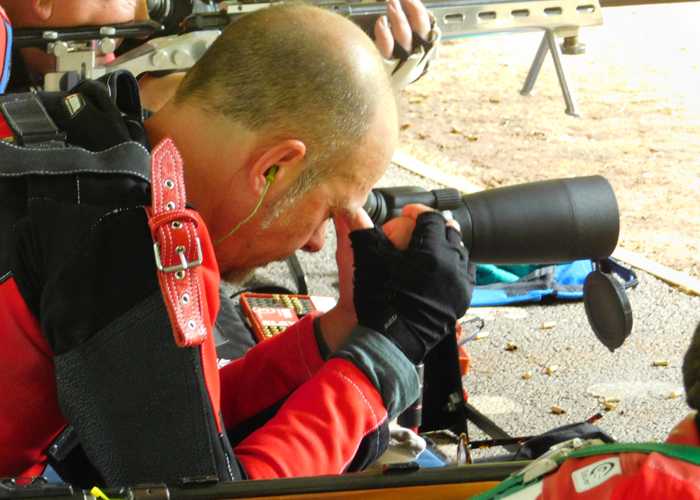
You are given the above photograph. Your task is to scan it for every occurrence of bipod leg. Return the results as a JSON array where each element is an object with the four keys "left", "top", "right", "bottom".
[
  {"left": 545, "top": 29, "right": 581, "bottom": 117},
  {"left": 519, "top": 31, "right": 549, "bottom": 97},
  {"left": 520, "top": 30, "right": 582, "bottom": 117}
]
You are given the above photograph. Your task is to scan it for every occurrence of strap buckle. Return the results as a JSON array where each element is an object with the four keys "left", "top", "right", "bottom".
[
  {"left": 1, "top": 96, "right": 67, "bottom": 148},
  {"left": 153, "top": 237, "right": 203, "bottom": 273}
]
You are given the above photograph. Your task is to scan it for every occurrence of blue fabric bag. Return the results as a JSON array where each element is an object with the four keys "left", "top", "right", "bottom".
[{"left": 470, "top": 258, "right": 637, "bottom": 307}]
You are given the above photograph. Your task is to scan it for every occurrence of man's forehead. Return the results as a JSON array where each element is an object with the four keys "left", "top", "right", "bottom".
[
  {"left": 328, "top": 167, "right": 385, "bottom": 212},
  {"left": 324, "top": 100, "right": 396, "bottom": 211}
]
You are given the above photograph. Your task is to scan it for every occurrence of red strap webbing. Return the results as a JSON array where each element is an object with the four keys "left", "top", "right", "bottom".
[{"left": 146, "top": 137, "right": 208, "bottom": 347}]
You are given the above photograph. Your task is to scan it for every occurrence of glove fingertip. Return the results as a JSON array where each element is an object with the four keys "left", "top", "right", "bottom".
[
  {"left": 408, "top": 212, "right": 447, "bottom": 247},
  {"left": 349, "top": 226, "right": 383, "bottom": 245},
  {"left": 446, "top": 225, "right": 463, "bottom": 246}
]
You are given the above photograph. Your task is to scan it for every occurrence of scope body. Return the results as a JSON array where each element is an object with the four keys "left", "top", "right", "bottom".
[{"left": 363, "top": 176, "right": 620, "bottom": 265}]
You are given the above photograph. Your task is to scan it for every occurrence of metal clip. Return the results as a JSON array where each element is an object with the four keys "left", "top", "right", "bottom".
[
  {"left": 0, "top": 477, "right": 73, "bottom": 499},
  {"left": 153, "top": 238, "right": 203, "bottom": 273},
  {"left": 127, "top": 484, "right": 169, "bottom": 500},
  {"left": 521, "top": 457, "right": 560, "bottom": 483}
]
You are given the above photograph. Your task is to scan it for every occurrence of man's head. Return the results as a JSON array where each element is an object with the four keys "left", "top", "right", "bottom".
[
  {"left": 175, "top": 2, "right": 392, "bottom": 192},
  {"left": 147, "top": 3, "right": 397, "bottom": 281}
]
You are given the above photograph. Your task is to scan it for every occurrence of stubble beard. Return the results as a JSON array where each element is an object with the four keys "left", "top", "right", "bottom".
[{"left": 220, "top": 266, "right": 258, "bottom": 285}]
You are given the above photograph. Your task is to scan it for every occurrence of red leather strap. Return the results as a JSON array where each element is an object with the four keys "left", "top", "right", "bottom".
[
  {"left": 148, "top": 209, "right": 198, "bottom": 233},
  {"left": 146, "top": 136, "right": 208, "bottom": 347}
]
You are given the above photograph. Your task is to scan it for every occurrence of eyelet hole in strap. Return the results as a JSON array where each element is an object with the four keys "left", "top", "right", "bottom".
[
  {"left": 172, "top": 221, "right": 182, "bottom": 229},
  {"left": 181, "top": 293, "right": 191, "bottom": 305},
  {"left": 188, "top": 320, "right": 197, "bottom": 330},
  {"left": 165, "top": 201, "right": 176, "bottom": 210},
  {"left": 175, "top": 270, "right": 186, "bottom": 280},
  {"left": 164, "top": 179, "right": 175, "bottom": 189}
]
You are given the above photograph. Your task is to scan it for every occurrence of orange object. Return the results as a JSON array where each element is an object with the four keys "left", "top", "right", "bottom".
[
  {"left": 240, "top": 292, "right": 320, "bottom": 343},
  {"left": 456, "top": 330, "right": 471, "bottom": 377}
]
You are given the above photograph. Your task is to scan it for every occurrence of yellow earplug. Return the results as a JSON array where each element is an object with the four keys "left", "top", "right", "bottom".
[{"left": 212, "top": 165, "right": 279, "bottom": 245}]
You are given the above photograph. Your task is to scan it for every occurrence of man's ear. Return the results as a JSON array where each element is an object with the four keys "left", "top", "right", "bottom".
[
  {"left": 30, "top": 0, "right": 54, "bottom": 21},
  {"left": 249, "top": 140, "right": 306, "bottom": 196}
]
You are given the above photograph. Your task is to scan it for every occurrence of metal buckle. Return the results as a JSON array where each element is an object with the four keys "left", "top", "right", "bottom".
[{"left": 153, "top": 237, "right": 203, "bottom": 273}]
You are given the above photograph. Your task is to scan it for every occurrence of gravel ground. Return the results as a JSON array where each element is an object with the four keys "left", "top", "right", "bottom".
[{"left": 225, "top": 163, "right": 700, "bottom": 460}]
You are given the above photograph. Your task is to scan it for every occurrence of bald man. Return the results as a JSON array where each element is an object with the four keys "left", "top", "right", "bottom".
[
  {"left": 0, "top": 2, "right": 472, "bottom": 486},
  {"left": 2, "top": 0, "right": 441, "bottom": 362}
]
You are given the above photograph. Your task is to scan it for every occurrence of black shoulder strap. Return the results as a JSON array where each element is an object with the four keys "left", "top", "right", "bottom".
[
  {"left": 0, "top": 89, "right": 151, "bottom": 181},
  {"left": 0, "top": 135, "right": 151, "bottom": 182}
]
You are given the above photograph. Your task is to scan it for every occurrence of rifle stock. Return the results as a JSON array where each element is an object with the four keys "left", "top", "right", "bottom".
[{"left": 1, "top": 463, "right": 526, "bottom": 500}]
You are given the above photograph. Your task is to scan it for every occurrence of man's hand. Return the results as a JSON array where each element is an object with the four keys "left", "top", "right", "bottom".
[
  {"left": 374, "top": 0, "right": 431, "bottom": 61},
  {"left": 382, "top": 203, "right": 463, "bottom": 250},
  {"left": 350, "top": 206, "right": 474, "bottom": 364},
  {"left": 318, "top": 205, "right": 430, "bottom": 352},
  {"left": 319, "top": 210, "right": 375, "bottom": 352},
  {"left": 374, "top": 0, "right": 440, "bottom": 91}
]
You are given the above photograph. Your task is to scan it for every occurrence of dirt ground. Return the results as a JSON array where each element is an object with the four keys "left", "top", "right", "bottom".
[{"left": 397, "top": 2, "right": 700, "bottom": 276}]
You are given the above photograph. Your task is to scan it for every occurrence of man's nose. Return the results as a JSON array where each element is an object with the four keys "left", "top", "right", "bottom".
[{"left": 301, "top": 220, "right": 329, "bottom": 253}]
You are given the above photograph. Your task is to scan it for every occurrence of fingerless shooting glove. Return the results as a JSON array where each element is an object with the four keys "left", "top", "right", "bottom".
[{"left": 350, "top": 211, "right": 475, "bottom": 364}]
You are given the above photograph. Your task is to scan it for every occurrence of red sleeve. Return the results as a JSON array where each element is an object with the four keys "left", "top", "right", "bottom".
[
  {"left": 0, "top": 278, "right": 67, "bottom": 478},
  {"left": 218, "top": 312, "right": 325, "bottom": 429},
  {"left": 233, "top": 357, "right": 387, "bottom": 479},
  {"left": 612, "top": 453, "right": 700, "bottom": 500},
  {"left": 666, "top": 414, "right": 700, "bottom": 447}
]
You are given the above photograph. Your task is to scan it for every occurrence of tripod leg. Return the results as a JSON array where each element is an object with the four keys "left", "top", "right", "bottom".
[
  {"left": 286, "top": 252, "right": 309, "bottom": 295},
  {"left": 464, "top": 402, "right": 520, "bottom": 453}
]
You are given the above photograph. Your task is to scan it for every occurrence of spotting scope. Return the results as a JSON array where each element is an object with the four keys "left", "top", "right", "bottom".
[{"left": 363, "top": 175, "right": 619, "bottom": 265}]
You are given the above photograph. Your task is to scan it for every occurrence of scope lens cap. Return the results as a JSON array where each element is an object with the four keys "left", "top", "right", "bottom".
[{"left": 583, "top": 270, "right": 633, "bottom": 352}]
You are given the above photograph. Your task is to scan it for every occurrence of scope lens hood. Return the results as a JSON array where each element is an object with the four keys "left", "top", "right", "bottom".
[{"left": 583, "top": 268, "right": 633, "bottom": 352}]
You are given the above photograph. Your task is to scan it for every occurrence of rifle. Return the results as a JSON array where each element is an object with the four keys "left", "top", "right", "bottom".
[
  {"left": 0, "top": 462, "right": 528, "bottom": 500},
  {"left": 13, "top": 0, "right": 603, "bottom": 113}
]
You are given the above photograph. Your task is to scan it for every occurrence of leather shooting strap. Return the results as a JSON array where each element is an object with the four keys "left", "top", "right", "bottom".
[{"left": 146, "top": 136, "right": 208, "bottom": 347}]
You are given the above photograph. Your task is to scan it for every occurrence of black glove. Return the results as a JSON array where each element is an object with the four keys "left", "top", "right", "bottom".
[{"left": 349, "top": 212, "right": 475, "bottom": 364}]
